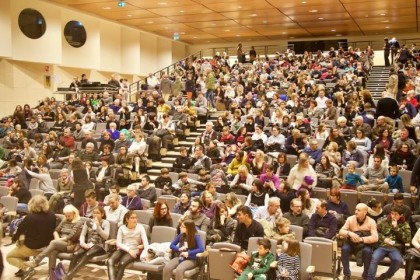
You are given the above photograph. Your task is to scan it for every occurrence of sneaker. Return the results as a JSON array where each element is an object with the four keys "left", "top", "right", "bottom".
[
  {"left": 342, "top": 276, "right": 351, "bottom": 280},
  {"left": 24, "top": 259, "right": 38, "bottom": 268},
  {"left": 15, "top": 270, "right": 24, "bottom": 277},
  {"left": 375, "top": 274, "right": 388, "bottom": 280},
  {"left": 21, "top": 268, "right": 35, "bottom": 280}
]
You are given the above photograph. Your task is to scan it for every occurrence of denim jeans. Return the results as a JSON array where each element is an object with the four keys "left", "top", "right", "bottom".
[
  {"left": 206, "top": 89, "right": 215, "bottom": 108},
  {"left": 341, "top": 243, "right": 373, "bottom": 278},
  {"left": 367, "top": 247, "right": 402, "bottom": 280}
]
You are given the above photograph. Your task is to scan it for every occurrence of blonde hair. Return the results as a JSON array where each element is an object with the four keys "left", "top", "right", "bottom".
[
  {"left": 62, "top": 204, "right": 81, "bottom": 223},
  {"left": 28, "top": 195, "right": 50, "bottom": 213}
]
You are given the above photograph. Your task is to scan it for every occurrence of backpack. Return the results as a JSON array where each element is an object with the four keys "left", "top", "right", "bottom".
[{"left": 49, "top": 262, "right": 65, "bottom": 280}]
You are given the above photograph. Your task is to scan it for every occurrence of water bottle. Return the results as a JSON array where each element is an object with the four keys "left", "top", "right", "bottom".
[
  {"left": 402, "top": 160, "right": 407, "bottom": 170},
  {"left": 178, "top": 255, "right": 184, "bottom": 263}
]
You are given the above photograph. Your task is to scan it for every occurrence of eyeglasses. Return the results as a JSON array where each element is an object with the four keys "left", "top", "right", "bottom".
[{"left": 160, "top": 207, "right": 168, "bottom": 210}]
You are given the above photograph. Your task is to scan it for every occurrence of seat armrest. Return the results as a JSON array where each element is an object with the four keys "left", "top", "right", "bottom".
[
  {"left": 306, "top": 265, "right": 315, "bottom": 274},
  {"left": 105, "top": 239, "right": 116, "bottom": 246}
]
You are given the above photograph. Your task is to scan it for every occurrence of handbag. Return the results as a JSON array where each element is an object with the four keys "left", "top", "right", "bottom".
[
  {"left": 155, "top": 129, "right": 169, "bottom": 137},
  {"left": 229, "top": 251, "right": 250, "bottom": 274},
  {"left": 49, "top": 262, "right": 65, "bottom": 280}
]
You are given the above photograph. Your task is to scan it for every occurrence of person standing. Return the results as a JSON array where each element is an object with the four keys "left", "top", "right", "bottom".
[
  {"left": 389, "top": 37, "right": 400, "bottom": 64},
  {"left": 383, "top": 37, "right": 391, "bottom": 66},
  {"left": 249, "top": 46, "right": 257, "bottom": 63},
  {"left": 237, "top": 43, "right": 244, "bottom": 63}
]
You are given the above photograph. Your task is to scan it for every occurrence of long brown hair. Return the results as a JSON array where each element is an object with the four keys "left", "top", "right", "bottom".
[
  {"left": 285, "top": 239, "right": 300, "bottom": 257},
  {"left": 153, "top": 201, "right": 171, "bottom": 221},
  {"left": 180, "top": 219, "right": 197, "bottom": 249}
]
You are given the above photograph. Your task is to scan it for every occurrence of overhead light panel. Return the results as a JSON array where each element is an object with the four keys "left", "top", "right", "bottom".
[{"left": 118, "top": 1, "right": 125, "bottom": 8}]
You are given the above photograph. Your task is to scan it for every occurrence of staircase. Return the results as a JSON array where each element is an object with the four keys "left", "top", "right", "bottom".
[
  {"left": 145, "top": 111, "right": 224, "bottom": 183},
  {"left": 366, "top": 66, "right": 390, "bottom": 102}
]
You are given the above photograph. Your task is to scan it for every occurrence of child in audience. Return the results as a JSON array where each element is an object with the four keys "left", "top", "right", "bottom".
[
  {"left": 385, "top": 165, "right": 404, "bottom": 193},
  {"left": 154, "top": 168, "right": 173, "bottom": 195},
  {"left": 273, "top": 239, "right": 301, "bottom": 280},
  {"left": 342, "top": 163, "right": 364, "bottom": 190},
  {"left": 238, "top": 238, "right": 275, "bottom": 280}
]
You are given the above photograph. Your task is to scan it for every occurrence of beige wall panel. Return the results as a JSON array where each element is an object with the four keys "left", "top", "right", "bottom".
[
  {"left": 0, "top": 0, "right": 12, "bottom": 58},
  {"left": 100, "top": 21, "right": 121, "bottom": 72}
]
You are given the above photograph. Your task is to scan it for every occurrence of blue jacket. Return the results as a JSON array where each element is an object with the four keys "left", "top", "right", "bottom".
[
  {"left": 170, "top": 233, "right": 204, "bottom": 260},
  {"left": 385, "top": 174, "right": 404, "bottom": 193}
]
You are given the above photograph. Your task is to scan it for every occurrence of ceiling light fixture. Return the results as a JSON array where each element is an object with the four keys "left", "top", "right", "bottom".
[
  {"left": 146, "top": 21, "right": 154, "bottom": 24},
  {"left": 127, "top": 14, "right": 132, "bottom": 17},
  {"left": 180, "top": 10, "right": 185, "bottom": 13},
  {"left": 158, "top": 2, "right": 167, "bottom": 5},
  {"left": 309, "top": 10, "right": 318, "bottom": 13},
  {"left": 224, "top": 29, "right": 230, "bottom": 32},
  {"left": 318, "top": 17, "right": 324, "bottom": 20},
  {"left": 380, "top": 13, "right": 386, "bottom": 16},
  {"left": 385, "top": 26, "right": 390, "bottom": 28},
  {"left": 250, "top": 14, "right": 258, "bottom": 17},
  {"left": 236, "top": 34, "right": 241, "bottom": 37},
  {"left": 102, "top": 6, "right": 111, "bottom": 10},
  {"left": 302, "top": 1, "right": 307, "bottom": 3},
  {"left": 117, "top": 1, "right": 125, "bottom": 8},
  {"left": 331, "top": 29, "right": 336, "bottom": 31}
]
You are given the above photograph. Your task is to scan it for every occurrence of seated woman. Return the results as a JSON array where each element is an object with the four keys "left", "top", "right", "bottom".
[
  {"left": 172, "top": 192, "right": 191, "bottom": 215},
  {"left": 23, "top": 205, "right": 83, "bottom": 275},
  {"left": 114, "top": 146, "right": 133, "bottom": 186},
  {"left": 48, "top": 168, "right": 73, "bottom": 213},
  {"left": 149, "top": 201, "right": 173, "bottom": 231},
  {"left": 207, "top": 203, "right": 237, "bottom": 244},
  {"left": 297, "top": 188, "right": 319, "bottom": 218},
  {"left": 341, "top": 141, "right": 365, "bottom": 168},
  {"left": 326, "top": 187, "right": 351, "bottom": 228},
  {"left": 163, "top": 219, "right": 205, "bottom": 280},
  {"left": 107, "top": 211, "right": 149, "bottom": 280},
  {"left": 368, "top": 144, "right": 389, "bottom": 170},
  {"left": 229, "top": 165, "right": 254, "bottom": 195},
  {"left": 315, "top": 154, "right": 336, "bottom": 189},
  {"left": 390, "top": 143, "right": 416, "bottom": 170},
  {"left": 65, "top": 207, "right": 110, "bottom": 279},
  {"left": 200, "top": 190, "right": 217, "bottom": 219},
  {"left": 224, "top": 192, "right": 243, "bottom": 218},
  {"left": 350, "top": 128, "right": 371, "bottom": 158},
  {"left": 247, "top": 150, "right": 267, "bottom": 177},
  {"left": 244, "top": 179, "right": 269, "bottom": 214},
  {"left": 128, "top": 133, "right": 147, "bottom": 177},
  {"left": 287, "top": 153, "right": 317, "bottom": 192},
  {"left": 273, "top": 152, "right": 291, "bottom": 179}
]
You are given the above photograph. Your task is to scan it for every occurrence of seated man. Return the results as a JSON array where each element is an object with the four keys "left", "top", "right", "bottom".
[
  {"left": 339, "top": 203, "right": 378, "bottom": 280},
  {"left": 382, "top": 193, "right": 412, "bottom": 222},
  {"left": 233, "top": 205, "right": 264, "bottom": 250},
  {"left": 366, "top": 206, "right": 411, "bottom": 280},
  {"left": 179, "top": 198, "right": 210, "bottom": 232},
  {"left": 308, "top": 200, "right": 337, "bottom": 239},
  {"left": 172, "top": 147, "right": 192, "bottom": 173},
  {"left": 390, "top": 128, "right": 417, "bottom": 155},
  {"left": 303, "top": 139, "right": 322, "bottom": 165},
  {"left": 358, "top": 155, "right": 389, "bottom": 193},
  {"left": 265, "top": 125, "right": 285, "bottom": 152},
  {"left": 79, "top": 189, "right": 104, "bottom": 218},
  {"left": 283, "top": 198, "right": 310, "bottom": 237},
  {"left": 254, "top": 197, "right": 282, "bottom": 223},
  {"left": 137, "top": 175, "right": 157, "bottom": 205}
]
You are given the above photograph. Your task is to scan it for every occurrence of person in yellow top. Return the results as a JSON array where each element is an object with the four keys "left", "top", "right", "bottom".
[{"left": 156, "top": 98, "right": 172, "bottom": 121}]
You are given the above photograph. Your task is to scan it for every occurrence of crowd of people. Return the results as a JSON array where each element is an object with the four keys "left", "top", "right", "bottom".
[{"left": 1, "top": 43, "right": 420, "bottom": 280}]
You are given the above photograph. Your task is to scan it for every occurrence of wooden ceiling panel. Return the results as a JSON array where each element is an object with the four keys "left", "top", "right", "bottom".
[
  {"left": 277, "top": 4, "right": 346, "bottom": 15},
  {"left": 147, "top": 5, "right": 213, "bottom": 17},
  {"left": 125, "top": 0, "right": 197, "bottom": 9},
  {"left": 203, "top": 1, "right": 274, "bottom": 12},
  {"left": 167, "top": 13, "right": 229, "bottom": 23},
  {"left": 221, "top": 9, "right": 283, "bottom": 20},
  {"left": 183, "top": 20, "right": 241, "bottom": 29},
  {"left": 118, "top": 17, "right": 175, "bottom": 26},
  {"left": 251, "top": 23, "right": 303, "bottom": 33},
  {"left": 138, "top": 23, "right": 198, "bottom": 32},
  {"left": 47, "top": 0, "right": 419, "bottom": 44},
  {"left": 237, "top": 16, "right": 292, "bottom": 26},
  {"left": 290, "top": 12, "right": 351, "bottom": 22},
  {"left": 71, "top": 1, "right": 138, "bottom": 11},
  {"left": 266, "top": 0, "right": 341, "bottom": 8},
  {"left": 94, "top": 9, "right": 158, "bottom": 20}
]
